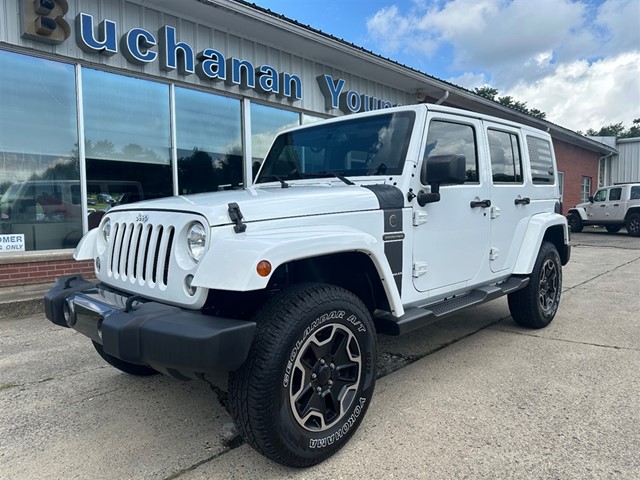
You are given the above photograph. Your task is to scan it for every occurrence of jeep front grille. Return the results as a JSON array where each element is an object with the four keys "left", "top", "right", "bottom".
[{"left": 108, "top": 221, "right": 175, "bottom": 287}]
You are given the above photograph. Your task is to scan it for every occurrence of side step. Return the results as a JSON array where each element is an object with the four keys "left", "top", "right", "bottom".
[{"left": 374, "top": 276, "right": 529, "bottom": 336}]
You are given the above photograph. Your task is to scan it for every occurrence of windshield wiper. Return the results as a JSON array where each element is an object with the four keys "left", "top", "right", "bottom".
[
  {"left": 305, "top": 172, "right": 355, "bottom": 185},
  {"left": 259, "top": 175, "right": 289, "bottom": 188}
]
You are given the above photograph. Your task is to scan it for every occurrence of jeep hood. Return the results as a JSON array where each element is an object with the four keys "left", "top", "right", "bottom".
[{"left": 109, "top": 184, "right": 389, "bottom": 226}]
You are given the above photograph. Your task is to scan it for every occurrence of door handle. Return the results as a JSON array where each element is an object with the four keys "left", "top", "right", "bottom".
[
  {"left": 514, "top": 197, "right": 531, "bottom": 205},
  {"left": 470, "top": 199, "right": 491, "bottom": 208}
]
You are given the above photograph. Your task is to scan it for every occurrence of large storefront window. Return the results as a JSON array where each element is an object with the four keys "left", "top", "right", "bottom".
[
  {"left": 250, "top": 103, "right": 300, "bottom": 178},
  {"left": 175, "top": 88, "right": 242, "bottom": 193},
  {"left": 0, "top": 50, "right": 80, "bottom": 251},
  {"left": 82, "top": 68, "right": 171, "bottom": 221}
]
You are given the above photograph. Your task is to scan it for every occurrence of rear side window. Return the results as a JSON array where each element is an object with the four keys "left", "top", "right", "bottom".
[
  {"left": 631, "top": 186, "right": 640, "bottom": 200},
  {"left": 423, "top": 120, "right": 478, "bottom": 183},
  {"left": 527, "top": 136, "right": 555, "bottom": 184}
]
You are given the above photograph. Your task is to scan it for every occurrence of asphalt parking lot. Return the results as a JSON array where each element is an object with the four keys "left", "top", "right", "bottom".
[{"left": 1, "top": 229, "right": 639, "bottom": 479}]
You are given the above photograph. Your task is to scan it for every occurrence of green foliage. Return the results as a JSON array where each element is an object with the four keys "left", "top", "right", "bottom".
[
  {"left": 584, "top": 118, "right": 640, "bottom": 139},
  {"left": 473, "top": 87, "right": 546, "bottom": 120}
]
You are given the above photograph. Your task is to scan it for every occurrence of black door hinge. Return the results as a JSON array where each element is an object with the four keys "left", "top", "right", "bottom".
[{"left": 228, "top": 202, "right": 247, "bottom": 233}]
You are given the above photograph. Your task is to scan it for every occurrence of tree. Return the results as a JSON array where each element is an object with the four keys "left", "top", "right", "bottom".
[
  {"left": 473, "top": 87, "right": 546, "bottom": 120},
  {"left": 584, "top": 119, "right": 639, "bottom": 139},
  {"left": 474, "top": 86, "right": 498, "bottom": 101}
]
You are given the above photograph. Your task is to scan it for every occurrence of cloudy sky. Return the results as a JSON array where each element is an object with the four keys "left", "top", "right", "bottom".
[{"left": 254, "top": 0, "right": 640, "bottom": 133}]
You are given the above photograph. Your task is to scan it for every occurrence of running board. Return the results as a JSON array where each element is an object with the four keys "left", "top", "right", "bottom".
[{"left": 375, "top": 276, "right": 529, "bottom": 336}]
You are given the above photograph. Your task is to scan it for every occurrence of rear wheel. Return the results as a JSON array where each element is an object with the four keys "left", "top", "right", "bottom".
[
  {"left": 92, "top": 341, "right": 158, "bottom": 376},
  {"left": 605, "top": 225, "right": 622, "bottom": 233},
  {"left": 567, "top": 213, "right": 583, "bottom": 233},
  {"left": 228, "top": 283, "right": 376, "bottom": 467},
  {"left": 508, "top": 241, "right": 562, "bottom": 329},
  {"left": 626, "top": 213, "right": 640, "bottom": 237}
]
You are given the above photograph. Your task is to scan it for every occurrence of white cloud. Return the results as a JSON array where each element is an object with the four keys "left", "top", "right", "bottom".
[
  {"left": 365, "top": 0, "right": 640, "bottom": 131},
  {"left": 595, "top": 0, "right": 640, "bottom": 54},
  {"left": 365, "top": 4, "right": 439, "bottom": 56},
  {"left": 505, "top": 52, "right": 640, "bottom": 131},
  {"left": 446, "top": 72, "right": 487, "bottom": 90}
]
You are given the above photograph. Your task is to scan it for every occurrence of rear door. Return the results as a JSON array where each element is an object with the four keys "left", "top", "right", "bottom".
[
  {"left": 483, "top": 123, "right": 530, "bottom": 273},
  {"left": 603, "top": 187, "right": 623, "bottom": 221}
]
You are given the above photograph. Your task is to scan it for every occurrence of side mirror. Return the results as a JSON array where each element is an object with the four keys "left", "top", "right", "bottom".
[
  {"left": 588, "top": 196, "right": 594, "bottom": 203},
  {"left": 417, "top": 154, "right": 466, "bottom": 206}
]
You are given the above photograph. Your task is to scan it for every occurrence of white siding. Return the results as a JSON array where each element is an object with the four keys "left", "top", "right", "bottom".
[{"left": 0, "top": 0, "right": 415, "bottom": 115}]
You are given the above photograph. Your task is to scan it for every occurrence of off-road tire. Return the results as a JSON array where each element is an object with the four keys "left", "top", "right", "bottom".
[
  {"left": 92, "top": 341, "right": 158, "bottom": 376},
  {"left": 228, "top": 283, "right": 377, "bottom": 468},
  {"left": 626, "top": 213, "right": 640, "bottom": 237},
  {"left": 567, "top": 213, "right": 583, "bottom": 233},
  {"left": 508, "top": 241, "right": 562, "bottom": 329},
  {"left": 605, "top": 225, "right": 622, "bottom": 233}
]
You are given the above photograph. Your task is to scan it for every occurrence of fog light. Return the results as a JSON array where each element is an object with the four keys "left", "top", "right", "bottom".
[
  {"left": 63, "top": 298, "right": 76, "bottom": 327},
  {"left": 185, "top": 274, "right": 196, "bottom": 296},
  {"left": 95, "top": 257, "right": 101, "bottom": 273}
]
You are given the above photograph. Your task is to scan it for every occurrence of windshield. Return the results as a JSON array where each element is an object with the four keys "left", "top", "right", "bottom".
[{"left": 256, "top": 111, "right": 415, "bottom": 183}]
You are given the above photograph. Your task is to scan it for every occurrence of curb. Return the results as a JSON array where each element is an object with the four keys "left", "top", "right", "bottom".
[{"left": 0, "top": 284, "right": 49, "bottom": 320}]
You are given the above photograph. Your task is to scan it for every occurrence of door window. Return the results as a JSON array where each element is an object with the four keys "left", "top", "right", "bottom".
[
  {"left": 593, "top": 189, "right": 607, "bottom": 202},
  {"left": 423, "top": 121, "right": 478, "bottom": 184},
  {"left": 609, "top": 188, "right": 622, "bottom": 201},
  {"left": 488, "top": 129, "right": 523, "bottom": 183}
]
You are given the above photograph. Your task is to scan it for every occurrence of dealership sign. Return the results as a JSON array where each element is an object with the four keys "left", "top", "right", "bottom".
[{"left": 20, "top": 0, "right": 396, "bottom": 113}]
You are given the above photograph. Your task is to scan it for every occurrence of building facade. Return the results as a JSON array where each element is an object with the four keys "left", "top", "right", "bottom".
[
  {"left": 0, "top": 0, "right": 616, "bottom": 286},
  {"left": 598, "top": 137, "right": 640, "bottom": 187}
]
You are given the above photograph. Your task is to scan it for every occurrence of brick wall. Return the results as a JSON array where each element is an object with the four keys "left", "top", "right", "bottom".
[
  {"left": 554, "top": 140, "right": 600, "bottom": 211},
  {"left": 0, "top": 257, "right": 94, "bottom": 287}
]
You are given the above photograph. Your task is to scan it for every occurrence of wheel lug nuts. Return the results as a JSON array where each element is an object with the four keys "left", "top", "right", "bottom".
[
  {"left": 320, "top": 359, "right": 326, "bottom": 365},
  {"left": 311, "top": 373, "right": 317, "bottom": 380},
  {"left": 316, "top": 387, "right": 322, "bottom": 394},
  {"left": 328, "top": 380, "right": 333, "bottom": 386},
  {"left": 330, "top": 363, "right": 335, "bottom": 369}
]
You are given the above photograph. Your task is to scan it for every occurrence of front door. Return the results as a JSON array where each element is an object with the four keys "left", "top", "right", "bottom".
[
  {"left": 412, "top": 115, "right": 491, "bottom": 295},
  {"left": 586, "top": 188, "right": 608, "bottom": 222}
]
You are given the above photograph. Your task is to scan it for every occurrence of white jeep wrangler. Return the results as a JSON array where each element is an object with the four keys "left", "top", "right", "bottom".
[
  {"left": 567, "top": 183, "right": 640, "bottom": 236},
  {"left": 45, "top": 104, "right": 570, "bottom": 467}
]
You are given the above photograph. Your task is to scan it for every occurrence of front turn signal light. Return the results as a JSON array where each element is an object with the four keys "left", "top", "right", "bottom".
[{"left": 256, "top": 260, "right": 272, "bottom": 277}]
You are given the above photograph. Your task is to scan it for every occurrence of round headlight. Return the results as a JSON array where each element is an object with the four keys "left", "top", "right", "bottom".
[
  {"left": 102, "top": 219, "right": 111, "bottom": 242},
  {"left": 187, "top": 222, "right": 207, "bottom": 262}
]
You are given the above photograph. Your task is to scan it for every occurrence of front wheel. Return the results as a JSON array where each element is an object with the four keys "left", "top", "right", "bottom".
[
  {"left": 508, "top": 241, "right": 562, "bottom": 329},
  {"left": 626, "top": 213, "right": 640, "bottom": 237},
  {"left": 229, "top": 283, "right": 377, "bottom": 467},
  {"left": 567, "top": 213, "right": 583, "bottom": 232}
]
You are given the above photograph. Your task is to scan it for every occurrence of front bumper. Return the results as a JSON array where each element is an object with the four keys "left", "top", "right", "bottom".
[{"left": 44, "top": 276, "right": 256, "bottom": 375}]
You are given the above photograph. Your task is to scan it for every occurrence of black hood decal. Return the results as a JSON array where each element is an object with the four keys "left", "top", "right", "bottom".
[{"left": 362, "top": 185, "right": 404, "bottom": 209}]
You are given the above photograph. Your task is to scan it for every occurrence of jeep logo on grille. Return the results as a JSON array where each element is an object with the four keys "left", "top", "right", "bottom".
[{"left": 135, "top": 213, "right": 149, "bottom": 223}]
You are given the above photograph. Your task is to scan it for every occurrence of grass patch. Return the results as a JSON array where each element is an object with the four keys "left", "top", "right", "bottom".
[{"left": 0, "top": 383, "right": 18, "bottom": 391}]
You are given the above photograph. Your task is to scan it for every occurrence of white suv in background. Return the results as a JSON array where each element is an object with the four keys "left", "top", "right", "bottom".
[{"left": 567, "top": 183, "right": 640, "bottom": 236}]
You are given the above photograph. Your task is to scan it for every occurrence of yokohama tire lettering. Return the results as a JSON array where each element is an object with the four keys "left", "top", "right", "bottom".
[{"left": 308, "top": 397, "right": 367, "bottom": 449}]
